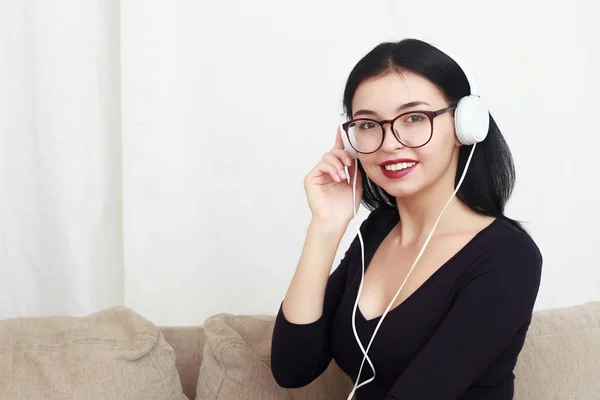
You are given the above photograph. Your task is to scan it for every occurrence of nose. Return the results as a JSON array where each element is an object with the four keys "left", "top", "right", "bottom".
[{"left": 380, "top": 122, "right": 404, "bottom": 152}]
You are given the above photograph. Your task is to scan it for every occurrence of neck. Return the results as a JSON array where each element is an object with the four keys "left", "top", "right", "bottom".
[{"left": 394, "top": 177, "right": 464, "bottom": 246}]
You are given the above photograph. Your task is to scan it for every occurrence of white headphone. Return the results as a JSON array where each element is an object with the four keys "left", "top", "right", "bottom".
[{"left": 341, "top": 43, "right": 490, "bottom": 399}]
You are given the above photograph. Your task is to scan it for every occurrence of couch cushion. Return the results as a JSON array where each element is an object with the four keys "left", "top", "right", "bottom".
[
  {"left": 197, "top": 314, "right": 352, "bottom": 400},
  {"left": 0, "top": 306, "right": 188, "bottom": 400},
  {"left": 514, "top": 300, "right": 600, "bottom": 399},
  {"left": 161, "top": 326, "right": 205, "bottom": 400}
]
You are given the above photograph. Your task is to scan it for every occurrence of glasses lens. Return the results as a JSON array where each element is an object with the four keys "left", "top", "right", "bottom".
[
  {"left": 393, "top": 112, "right": 432, "bottom": 147},
  {"left": 347, "top": 120, "right": 383, "bottom": 153}
]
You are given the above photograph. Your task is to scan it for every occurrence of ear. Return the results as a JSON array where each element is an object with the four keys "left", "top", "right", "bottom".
[{"left": 454, "top": 130, "right": 463, "bottom": 147}]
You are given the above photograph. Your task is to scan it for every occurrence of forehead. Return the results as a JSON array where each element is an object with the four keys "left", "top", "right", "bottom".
[{"left": 351, "top": 71, "right": 446, "bottom": 117}]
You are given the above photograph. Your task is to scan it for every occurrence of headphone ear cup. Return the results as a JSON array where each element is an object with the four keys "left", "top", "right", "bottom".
[
  {"left": 340, "top": 124, "right": 358, "bottom": 158},
  {"left": 454, "top": 95, "right": 490, "bottom": 145}
]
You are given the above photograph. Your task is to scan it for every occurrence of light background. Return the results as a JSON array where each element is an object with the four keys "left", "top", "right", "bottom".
[{"left": 1, "top": 0, "right": 598, "bottom": 325}]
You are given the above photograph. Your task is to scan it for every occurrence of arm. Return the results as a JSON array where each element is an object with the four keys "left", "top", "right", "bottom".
[
  {"left": 384, "top": 234, "right": 543, "bottom": 400},
  {"left": 280, "top": 220, "right": 349, "bottom": 326},
  {"left": 270, "top": 211, "right": 376, "bottom": 388}
]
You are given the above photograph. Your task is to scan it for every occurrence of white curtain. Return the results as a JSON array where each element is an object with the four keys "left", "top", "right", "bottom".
[
  {"left": 2, "top": 0, "right": 598, "bottom": 324},
  {"left": 0, "top": 0, "right": 122, "bottom": 319}
]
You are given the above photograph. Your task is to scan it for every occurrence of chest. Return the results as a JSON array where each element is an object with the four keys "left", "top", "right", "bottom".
[
  {"left": 329, "top": 257, "right": 458, "bottom": 389},
  {"left": 357, "top": 232, "right": 477, "bottom": 321}
]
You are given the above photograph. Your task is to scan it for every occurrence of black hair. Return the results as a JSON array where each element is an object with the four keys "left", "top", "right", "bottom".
[{"left": 343, "top": 38, "right": 523, "bottom": 229}]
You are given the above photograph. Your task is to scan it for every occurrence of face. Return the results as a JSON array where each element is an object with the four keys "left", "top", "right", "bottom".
[{"left": 350, "top": 70, "right": 460, "bottom": 199}]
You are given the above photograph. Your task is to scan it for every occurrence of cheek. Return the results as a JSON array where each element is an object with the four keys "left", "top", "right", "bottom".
[
  {"left": 358, "top": 154, "right": 379, "bottom": 169},
  {"left": 418, "top": 133, "right": 457, "bottom": 170}
]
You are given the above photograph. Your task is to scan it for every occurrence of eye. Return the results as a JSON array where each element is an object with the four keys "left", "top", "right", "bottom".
[
  {"left": 405, "top": 113, "right": 426, "bottom": 123},
  {"left": 359, "top": 121, "right": 379, "bottom": 130}
]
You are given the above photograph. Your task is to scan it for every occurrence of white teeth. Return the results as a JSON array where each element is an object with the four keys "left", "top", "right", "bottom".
[{"left": 384, "top": 162, "right": 416, "bottom": 171}]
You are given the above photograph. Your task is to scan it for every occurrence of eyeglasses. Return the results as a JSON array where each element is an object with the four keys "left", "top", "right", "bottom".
[{"left": 341, "top": 105, "right": 456, "bottom": 154}]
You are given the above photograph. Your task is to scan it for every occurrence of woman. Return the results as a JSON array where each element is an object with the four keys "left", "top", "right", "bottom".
[{"left": 270, "top": 38, "right": 542, "bottom": 399}]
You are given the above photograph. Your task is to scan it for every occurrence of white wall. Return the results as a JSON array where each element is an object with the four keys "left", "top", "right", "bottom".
[
  {"left": 0, "top": 0, "right": 122, "bottom": 319},
  {"left": 121, "top": 0, "right": 599, "bottom": 325}
]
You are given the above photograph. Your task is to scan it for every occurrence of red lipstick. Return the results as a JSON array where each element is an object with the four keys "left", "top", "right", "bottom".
[{"left": 380, "top": 158, "right": 418, "bottom": 179}]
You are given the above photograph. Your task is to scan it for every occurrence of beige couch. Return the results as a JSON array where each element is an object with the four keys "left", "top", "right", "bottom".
[{"left": 1, "top": 301, "right": 599, "bottom": 399}]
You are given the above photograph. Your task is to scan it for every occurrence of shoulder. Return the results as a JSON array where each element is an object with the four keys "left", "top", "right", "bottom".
[
  {"left": 358, "top": 205, "right": 398, "bottom": 235},
  {"left": 488, "top": 217, "right": 543, "bottom": 265},
  {"left": 462, "top": 216, "right": 543, "bottom": 287},
  {"left": 454, "top": 217, "right": 544, "bottom": 323}
]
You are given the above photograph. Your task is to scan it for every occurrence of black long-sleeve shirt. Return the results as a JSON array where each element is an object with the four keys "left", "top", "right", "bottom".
[{"left": 271, "top": 206, "right": 543, "bottom": 399}]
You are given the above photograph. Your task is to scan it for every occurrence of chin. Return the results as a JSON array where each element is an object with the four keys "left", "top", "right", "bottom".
[
  {"left": 366, "top": 165, "right": 423, "bottom": 198},
  {"left": 370, "top": 176, "right": 424, "bottom": 199},
  {"left": 382, "top": 184, "right": 422, "bottom": 199}
]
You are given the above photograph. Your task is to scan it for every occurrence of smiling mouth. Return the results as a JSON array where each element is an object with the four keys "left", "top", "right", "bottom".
[{"left": 382, "top": 161, "right": 417, "bottom": 172}]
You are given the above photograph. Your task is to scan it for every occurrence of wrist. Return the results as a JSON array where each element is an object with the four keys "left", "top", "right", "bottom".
[{"left": 308, "top": 217, "right": 350, "bottom": 236}]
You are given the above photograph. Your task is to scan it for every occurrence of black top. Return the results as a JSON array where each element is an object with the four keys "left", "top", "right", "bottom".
[{"left": 271, "top": 206, "right": 543, "bottom": 399}]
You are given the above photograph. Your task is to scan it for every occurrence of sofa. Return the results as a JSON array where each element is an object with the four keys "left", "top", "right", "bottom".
[{"left": 1, "top": 301, "right": 599, "bottom": 399}]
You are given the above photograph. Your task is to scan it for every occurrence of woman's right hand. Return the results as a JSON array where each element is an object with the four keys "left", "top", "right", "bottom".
[{"left": 304, "top": 127, "right": 363, "bottom": 229}]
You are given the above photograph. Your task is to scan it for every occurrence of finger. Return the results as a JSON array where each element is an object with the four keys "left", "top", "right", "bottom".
[
  {"left": 322, "top": 153, "right": 347, "bottom": 181},
  {"left": 333, "top": 124, "right": 345, "bottom": 150},
  {"left": 341, "top": 157, "right": 362, "bottom": 186},
  {"left": 316, "top": 162, "right": 342, "bottom": 183},
  {"left": 330, "top": 148, "right": 353, "bottom": 167},
  {"left": 310, "top": 158, "right": 343, "bottom": 183},
  {"left": 322, "top": 152, "right": 346, "bottom": 172}
]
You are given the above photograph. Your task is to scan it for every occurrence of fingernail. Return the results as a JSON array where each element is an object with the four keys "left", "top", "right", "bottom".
[
  {"left": 339, "top": 170, "right": 346, "bottom": 180},
  {"left": 345, "top": 158, "right": 352, "bottom": 166}
]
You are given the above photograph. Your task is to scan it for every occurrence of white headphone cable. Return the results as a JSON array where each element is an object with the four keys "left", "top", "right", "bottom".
[
  {"left": 346, "top": 143, "right": 477, "bottom": 399},
  {"left": 345, "top": 160, "right": 376, "bottom": 397}
]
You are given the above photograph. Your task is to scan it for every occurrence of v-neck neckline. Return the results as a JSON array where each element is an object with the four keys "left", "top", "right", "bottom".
[{"left": 355, "top": 209, "right": 501, "bottom": 323}]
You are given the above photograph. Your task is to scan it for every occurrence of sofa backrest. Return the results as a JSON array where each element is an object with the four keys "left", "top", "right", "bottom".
[
  {"left": 161, "top": 301, "right": 600, "bottom": 400},
  {"left": 160, "top": 326, "right": 206, "bottom": 400},
  {"left": 514, "top": 301, "right": 600, "bottom": 399},
  {"left": 0, "top": 307, "right": 188, "bottom": 400}
]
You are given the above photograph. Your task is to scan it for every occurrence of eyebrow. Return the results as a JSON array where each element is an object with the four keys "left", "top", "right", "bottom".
[{"left": 353, "top": 101, "right": 431, "bottom": 118}]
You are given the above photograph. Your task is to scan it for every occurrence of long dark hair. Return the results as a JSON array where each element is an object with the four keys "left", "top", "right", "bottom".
[{"left": 343, "top": 38, "right": 521, "bottom": 227}]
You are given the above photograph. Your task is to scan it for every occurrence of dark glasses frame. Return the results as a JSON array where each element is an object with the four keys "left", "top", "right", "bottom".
[{"left": 341, "top": 104, "right": 457, "bottom": 154}]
